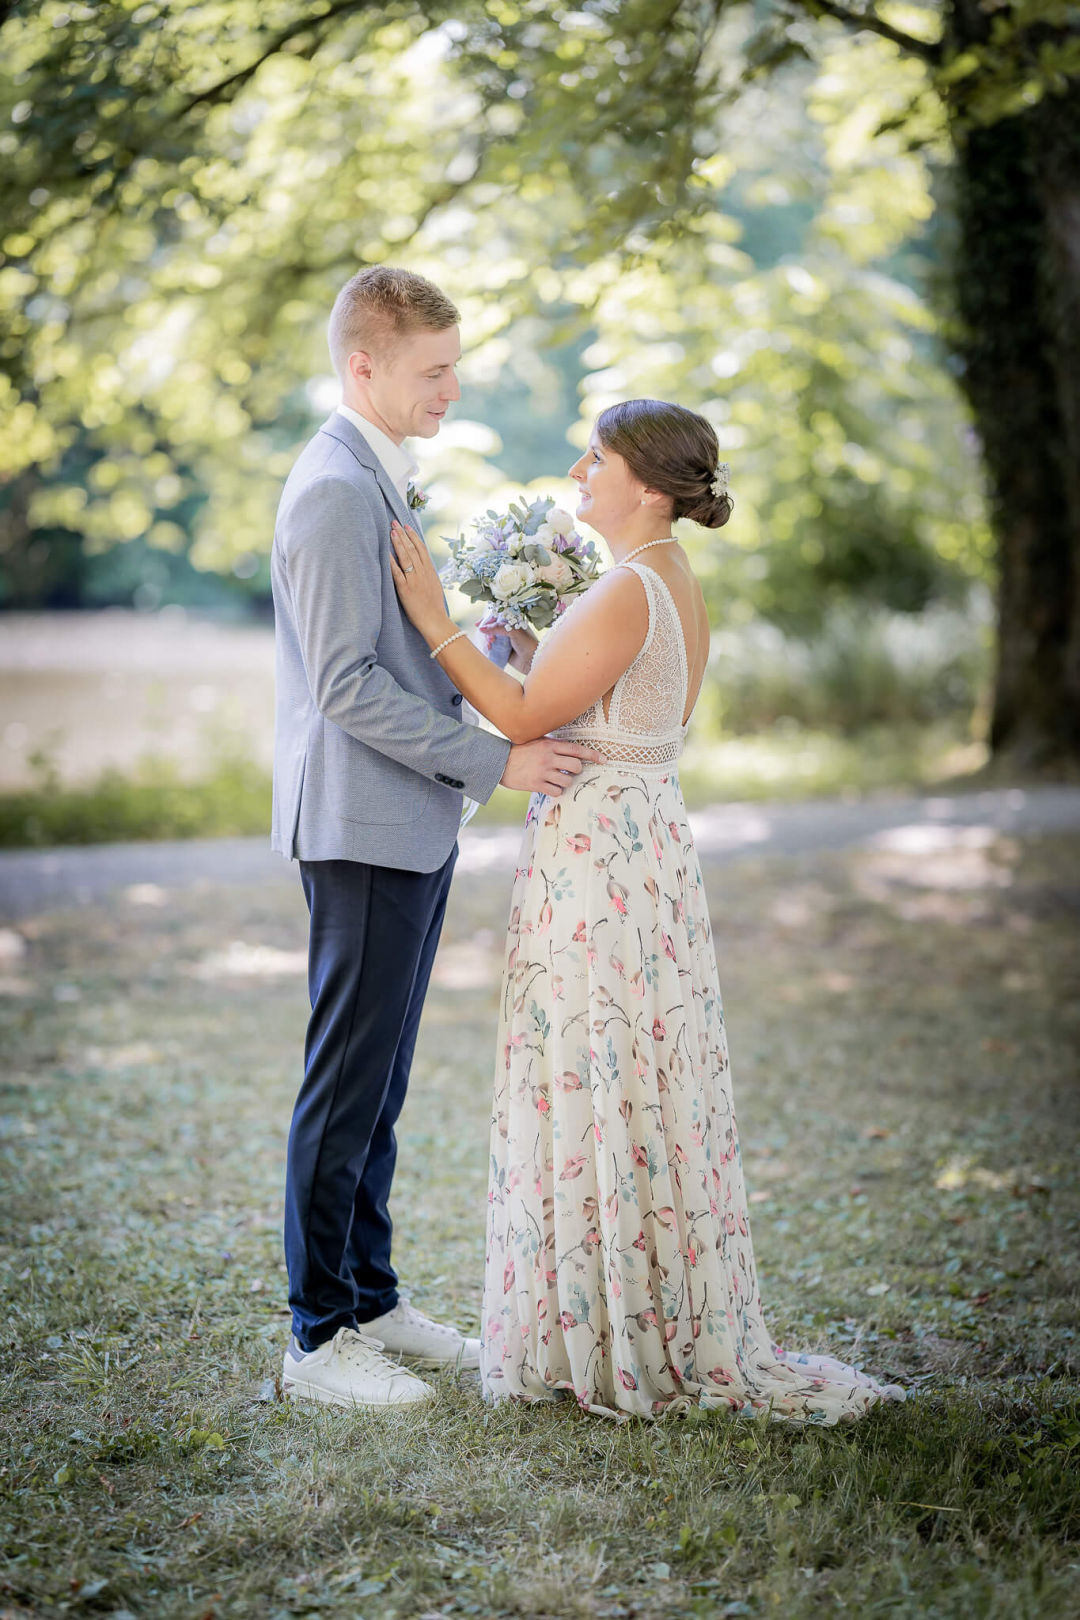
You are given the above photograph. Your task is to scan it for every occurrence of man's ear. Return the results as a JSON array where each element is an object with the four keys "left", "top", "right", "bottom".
[{"left": 348, "top": 349, "right": 375, "bottom": 384}]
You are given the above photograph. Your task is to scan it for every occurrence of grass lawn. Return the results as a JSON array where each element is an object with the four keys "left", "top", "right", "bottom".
[{"left": 1, "top": 821, "right": 1077, "bottom": 1617}]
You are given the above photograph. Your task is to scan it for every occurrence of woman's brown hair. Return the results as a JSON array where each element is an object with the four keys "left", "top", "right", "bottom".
[{"left": 596, "top": 399, "right": 733, "bottom": 529}]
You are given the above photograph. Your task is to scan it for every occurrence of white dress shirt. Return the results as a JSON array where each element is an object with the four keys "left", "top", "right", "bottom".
[{"left": 336, "top": 404, "right": 418, "bottom": 503}]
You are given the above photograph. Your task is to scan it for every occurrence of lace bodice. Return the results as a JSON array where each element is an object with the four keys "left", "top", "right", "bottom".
[{"left": 552, "top": 561, "right": 691, "bottom": 771}]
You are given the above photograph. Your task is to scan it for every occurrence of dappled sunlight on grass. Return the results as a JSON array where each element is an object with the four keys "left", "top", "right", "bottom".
[
  {"left": 430, "top": 928, "right": 502, "bottom": 990},
  {"left": 0, "top": 831, "right": 1077, "bottom": 1616},
  {"left": 764, "top": 882, "right": 837, "bottom": 930},
  {"left": 934, "top": 1156, "right": 1051, "bottom": 1197},
  {"left": 122, "top": 882, "right": 170, "bottom": 907},
  {"left": 851, "top": 825, "right": 1023, "bottom": 925},
  {"left": 188, "top": 940, "right": 307, "bottom": 979},
  {"left": 864, "top": 823, "right": 1018, "bottom": 883}
]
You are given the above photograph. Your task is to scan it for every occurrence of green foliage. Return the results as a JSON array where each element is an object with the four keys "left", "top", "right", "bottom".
[
  {"left": 1, "top": 0, "right": 1075, "bottom": 649},
  {"left": 0, "top": 721, "right": 981, "bottom": 847},
  {"left": 0, "top": 0, "right": 995, "bottom": 633},
  {"left": 0, "top": 748, "right": 270, "bottom": 846},
  {"left": 703, "top": 597, "right": 991, "bottom": 733},
  {"left": 0, "top": 0, "right": 721, "bottom": 592},
  {"left": 771, "top": 2, "right": 1079, "bottom": 131}
]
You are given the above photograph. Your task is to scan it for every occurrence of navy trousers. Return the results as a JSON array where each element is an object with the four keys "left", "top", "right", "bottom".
[{"left": 284, "top": 847, "right": 457, "bottom": 1351}]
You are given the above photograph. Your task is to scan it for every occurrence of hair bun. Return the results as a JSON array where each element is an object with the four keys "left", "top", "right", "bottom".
[
  {"left": 595, "top": 399, "right": 734, "bottom": 532},
  {"left": 677, "top": 488, "right": 733, "bottom": 530}
]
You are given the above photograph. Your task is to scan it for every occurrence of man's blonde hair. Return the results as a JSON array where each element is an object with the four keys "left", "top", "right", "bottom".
[{"left": 328, "top": 266, "right": 459, "bottom": 377}]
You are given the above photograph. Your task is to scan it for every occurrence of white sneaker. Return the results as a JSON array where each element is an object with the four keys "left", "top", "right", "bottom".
[
  {"left": 282, "top": 1325, "right": 434, "bottom": 1408},
  {"left": 359, "top": 1299, "right": 481, "bottom": 1370}
]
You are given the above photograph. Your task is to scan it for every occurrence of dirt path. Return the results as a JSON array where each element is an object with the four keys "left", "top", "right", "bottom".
[{"left": 2, "top": 783, "right": 1078, "bottom": 921}]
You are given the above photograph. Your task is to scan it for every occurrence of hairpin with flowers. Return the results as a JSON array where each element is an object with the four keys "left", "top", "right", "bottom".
[{"left": 710, "top": 462, "right": 731, "bottom": 500}]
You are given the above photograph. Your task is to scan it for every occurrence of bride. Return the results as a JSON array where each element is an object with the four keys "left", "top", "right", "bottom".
[{"left": 390, "top": 397, "right": 904, "bottom": 1422}]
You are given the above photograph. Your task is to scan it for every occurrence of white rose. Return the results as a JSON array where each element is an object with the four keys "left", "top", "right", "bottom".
[
  {"left": 547, "top": 507, "right": 576, "bottom": 536},
  {"left": 506, "top": 530, "right": 526, "bottom": 556},
  {"left": 536, "top": 555, "right": 574, "bottom": 590},
  {"left": 492, "top": 561, "right": 533, "bottom": 599},
  {"left": 533, "top": 521, "right": 558, "bottom": 548}
]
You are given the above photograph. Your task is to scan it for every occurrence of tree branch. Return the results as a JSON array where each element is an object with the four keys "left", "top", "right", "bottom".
[
  {"left": 176, "top": 0, "right": 376, "bottom": 117},
  {"left": 794, "top": 0, "right": 944, "bottom": 66}
]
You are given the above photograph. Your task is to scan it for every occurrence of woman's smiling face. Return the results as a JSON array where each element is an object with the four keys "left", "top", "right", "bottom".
[{"left": 568, "top": 430, "right": 642, "bottom": 536}]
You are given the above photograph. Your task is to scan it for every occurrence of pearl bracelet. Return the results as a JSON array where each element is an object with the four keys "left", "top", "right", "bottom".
[{"left": 429, "top": 629, "right": 468, "bottom": 661}]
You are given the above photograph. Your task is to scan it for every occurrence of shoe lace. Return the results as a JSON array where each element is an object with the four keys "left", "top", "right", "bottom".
[
  {"left": 397, "top": 1300, "right": 459, "bottom": 1339},
  {"left": 331, "top": 1326, "right": 407, "bottom": 1378}
]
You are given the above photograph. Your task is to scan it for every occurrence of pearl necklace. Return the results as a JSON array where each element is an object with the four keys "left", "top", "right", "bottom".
[{"left": 618, "top": 537, "right": 678, "bottom": 566}]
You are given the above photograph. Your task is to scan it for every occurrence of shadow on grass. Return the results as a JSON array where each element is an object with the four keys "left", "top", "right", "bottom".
[{"left": 0, "top": 827, "right": 1077, "bottom": 1616}]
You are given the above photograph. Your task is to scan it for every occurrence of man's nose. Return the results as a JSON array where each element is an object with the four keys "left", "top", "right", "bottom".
[{"left": 443, "top": 371, "right": 462, "bottom": 402}]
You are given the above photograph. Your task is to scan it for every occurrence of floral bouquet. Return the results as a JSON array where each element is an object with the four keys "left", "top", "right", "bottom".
[{"left": 440, "top": 495, "right": 601, "bottom": 636}]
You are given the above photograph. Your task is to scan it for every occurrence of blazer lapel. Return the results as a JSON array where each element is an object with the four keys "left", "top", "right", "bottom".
[
  {"left": 318, "top": 412, "right": 448, "bottom": 619},
  {"left": 320, "top": 413, "right": 419, "bottom": 535}
]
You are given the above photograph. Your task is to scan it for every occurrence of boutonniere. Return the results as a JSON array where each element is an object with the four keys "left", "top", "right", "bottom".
[{"left": 407, "top": 479, "right": 429, "bottom": 513}]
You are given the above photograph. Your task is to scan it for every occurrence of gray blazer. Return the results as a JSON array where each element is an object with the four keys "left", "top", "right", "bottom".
[{"left": 270, "top": 413, "right": 511, "bottom": 871}]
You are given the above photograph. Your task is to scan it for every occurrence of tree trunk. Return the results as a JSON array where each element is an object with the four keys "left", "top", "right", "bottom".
[
  {"left": 948, "top": 7, "right": 1080, "bottom": 768},
  {"left": 1036, "top": 94, "right": 1080, "bottom": 762}
]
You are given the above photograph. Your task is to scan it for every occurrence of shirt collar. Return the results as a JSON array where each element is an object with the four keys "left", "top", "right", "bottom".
[{"left": 336, "top": 404, "right": 419, "bottom": 498}]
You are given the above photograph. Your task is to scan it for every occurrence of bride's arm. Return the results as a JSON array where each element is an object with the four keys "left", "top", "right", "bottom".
[{"left": 390, "top": 520, "right": 648, "bottom": 744}]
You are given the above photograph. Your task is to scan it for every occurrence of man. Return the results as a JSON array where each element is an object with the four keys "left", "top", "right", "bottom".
[{"left": 270, "top": 265, "right": 597, "bottom": 1407}]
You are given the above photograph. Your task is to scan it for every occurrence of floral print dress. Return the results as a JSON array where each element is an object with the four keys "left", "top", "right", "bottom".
[{"left": 479, "top": 562, "right": 905, "bottom": 1422}]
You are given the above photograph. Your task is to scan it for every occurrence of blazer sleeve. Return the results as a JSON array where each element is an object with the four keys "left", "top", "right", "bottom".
[{"left": 283, "top": 472, "right": 511, "bottom": 802}]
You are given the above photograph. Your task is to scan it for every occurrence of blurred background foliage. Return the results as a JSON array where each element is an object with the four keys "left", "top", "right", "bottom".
[
  {"left": 0, "top": 0, "right": 1077, "bottom": 840},
  {"left": 0, "top": 0, "right": 989, "bottom": 622}
]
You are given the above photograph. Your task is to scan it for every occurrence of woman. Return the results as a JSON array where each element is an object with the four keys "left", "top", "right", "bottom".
[{"left": 391, "top": 398, "right": 904, "bottom": 1421}]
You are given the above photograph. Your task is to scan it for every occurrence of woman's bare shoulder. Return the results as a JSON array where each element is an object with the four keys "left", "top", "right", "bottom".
[
  {"left": 533, "top": 565, "right": 649, "bottom": 673},
  {"left": 558, "top": 565, "right": 649, "bottom": 631}
]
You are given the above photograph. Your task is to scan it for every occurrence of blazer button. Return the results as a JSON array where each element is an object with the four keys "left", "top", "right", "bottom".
[{"left": 451, "top": 693, "right": 463, "bottom": 706}]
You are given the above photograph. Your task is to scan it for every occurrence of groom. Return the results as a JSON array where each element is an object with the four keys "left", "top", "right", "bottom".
[{"left": 271, "top": 265, "right": 597, "bottom": 1407}]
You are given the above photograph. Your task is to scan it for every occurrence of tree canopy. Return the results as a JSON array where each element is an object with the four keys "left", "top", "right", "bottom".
[{"left": 1, "top": 1, "right": 1075, "bottom": 638}]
